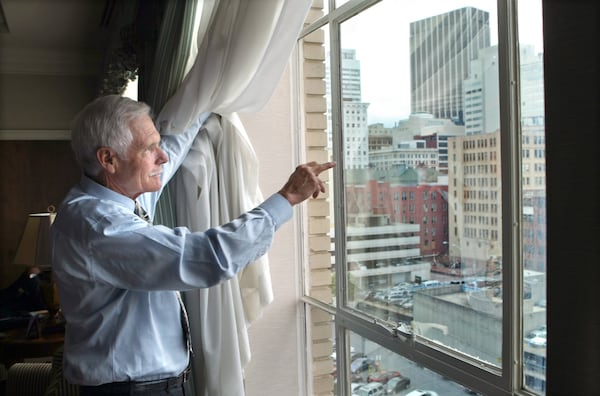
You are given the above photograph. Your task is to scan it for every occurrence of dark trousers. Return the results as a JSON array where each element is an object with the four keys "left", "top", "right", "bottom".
[
  {"left": 79, "top": 373, "right": 191, "bottom": 396},
  {"left": 80, "top": 385, "right": 187, "bottom": 396}
]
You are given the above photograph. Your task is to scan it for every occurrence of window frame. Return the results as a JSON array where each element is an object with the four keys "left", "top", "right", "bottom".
[{"left": 295, "top": 0, "right": 532, "bottom": 394}]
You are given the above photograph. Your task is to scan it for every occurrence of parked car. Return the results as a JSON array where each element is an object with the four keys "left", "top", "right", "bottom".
[
  {"left": 351, "top": 357, "right": 377, "bottom": 374},
  {"left": 352, "top": 382, "right": 368, "bottom": 394},
  {"left": 421, "top": 280, "right": 442, "bottom": 288},
  {"left": 524, "top": 328, "right": 547, "bottom": 347},
  {"left": 405, "top": 390, "right": 439, "bottom": 396},
  {"left": 355, "top": 382, "right": 385, "bottom": 396},
  {"left": 528, "top": 334, "right": 547, "bottom": 347},
  {"left": 385, "top": 376, "right": 411, "bottom": 394},
  {"left": 367, "top": 370, "right": 402, "bottom": 384}
]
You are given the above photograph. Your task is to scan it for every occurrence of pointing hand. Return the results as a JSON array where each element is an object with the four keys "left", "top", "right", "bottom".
[{"left": 278, "top": 161, "right": 336, "bottom": 205}]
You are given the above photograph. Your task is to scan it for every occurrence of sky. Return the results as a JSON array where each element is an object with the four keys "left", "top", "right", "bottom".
[{"left": 329, "top": 0, "right": 544, "bottom": 126}]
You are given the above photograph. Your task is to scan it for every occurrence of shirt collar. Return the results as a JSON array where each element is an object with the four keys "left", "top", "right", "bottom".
[{"left": 79, "top": 175, "right": 136, "bottom": 212}]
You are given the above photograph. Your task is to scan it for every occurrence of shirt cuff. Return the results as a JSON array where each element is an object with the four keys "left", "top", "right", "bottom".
[{"left": 259, "top": 193, "right": 293, "bottom": 230}]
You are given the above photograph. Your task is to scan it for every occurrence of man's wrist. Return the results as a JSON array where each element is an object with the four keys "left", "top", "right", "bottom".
[
  {"left": 278, "top": 190, "right": 294, "bottom": 206},
  {"left": 261, "top": 193, "right": 293, "bottom": 230}
]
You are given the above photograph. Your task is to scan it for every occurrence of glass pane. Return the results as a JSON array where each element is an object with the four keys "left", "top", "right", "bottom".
[
  {"left": 518, "top": 0, "right": 546, "bottom": 394},
  {"left": 338, "top": 330, "right": 480, "bottom": 395},
  {"left": 338, "top": 0, "right": 503, "bottom": 367}
]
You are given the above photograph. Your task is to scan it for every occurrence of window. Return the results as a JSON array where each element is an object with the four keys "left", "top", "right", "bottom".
[{"left": 297, "top": 0, "right": 545, "bottom": 395}]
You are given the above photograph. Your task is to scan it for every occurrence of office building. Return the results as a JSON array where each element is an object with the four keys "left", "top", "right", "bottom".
[{"left": 410, "top": 7, "right": 491, "bottom": 124}]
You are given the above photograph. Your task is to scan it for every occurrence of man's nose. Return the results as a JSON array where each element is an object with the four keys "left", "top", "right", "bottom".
[{"left": 158, "top": 147, "right": 168, "bottom": 164}]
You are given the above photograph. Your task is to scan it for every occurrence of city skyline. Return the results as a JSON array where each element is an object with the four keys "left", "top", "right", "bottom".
[{"left": 336, "top": 0, "right": 543, "bottom": 127}]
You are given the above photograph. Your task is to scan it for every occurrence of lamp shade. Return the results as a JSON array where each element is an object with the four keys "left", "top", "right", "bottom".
[{"left": 13, "top": 211, "right": 56, "bottom": 268}]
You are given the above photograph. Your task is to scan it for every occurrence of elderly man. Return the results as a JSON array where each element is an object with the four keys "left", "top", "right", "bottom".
[{"left": 51, "top": 95, "right": 334, "bottom": 395}]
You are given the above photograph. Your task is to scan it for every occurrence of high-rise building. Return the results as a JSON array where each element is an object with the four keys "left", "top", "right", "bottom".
[
  {"left": 463, "top": 46, "right": 500, "bottom": 135},
  {"left": 448, "top": 41, "right": 545, "bottom": 267},
  {"left": 326, "top": 49, "right": 370, "bottom": 169},
  {"left": 519, "top": 46, "right": 545, "bottom": 121},
  {"left": 448, "top": 131, "right": 502, "bottom": 271},
  {"left": 343, "top": 101, "right": 370, "bottom": 169},
  {"left": 410, "top": 7, "right": 491, "bottom": 124},
  {"left": 464, "top": 44, "right": 543, "bottom": 135},
  {"left": 340, "top": 48, "right": 362, "bottom": 102}
]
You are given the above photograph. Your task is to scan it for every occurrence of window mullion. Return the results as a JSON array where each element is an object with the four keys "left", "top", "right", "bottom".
[
  {"left": 329, "top": 13, "right": 351, "bottom": 396},
  {"left": 497, "top": 0, "right": 522, "bottom": 392}
]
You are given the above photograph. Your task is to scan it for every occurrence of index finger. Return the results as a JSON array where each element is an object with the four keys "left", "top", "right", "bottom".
[{"left": 313, "top": 161, "right": 336, "bottom": 175}]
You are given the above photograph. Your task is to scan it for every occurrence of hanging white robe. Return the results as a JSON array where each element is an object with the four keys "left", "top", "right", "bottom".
[{"left": 172, "top": 113, "right": 273, "bottom": 395}]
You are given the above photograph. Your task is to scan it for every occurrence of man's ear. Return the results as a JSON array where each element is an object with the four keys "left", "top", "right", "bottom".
[{"left": 97, "top": 147, "right": 118, "bottom": 174}]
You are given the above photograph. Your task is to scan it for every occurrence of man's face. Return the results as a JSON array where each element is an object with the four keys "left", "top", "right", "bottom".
[{"left": 108, "top": 115, "right": 168, "bottom": 199}]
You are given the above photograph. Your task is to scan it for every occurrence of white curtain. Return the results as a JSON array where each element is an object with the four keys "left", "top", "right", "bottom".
[
  {"left": 156, "top": 0, "right": 311, "bottom": 133},
  {"left": 157, "top": 1, "right": 312, "bottom": 395}
]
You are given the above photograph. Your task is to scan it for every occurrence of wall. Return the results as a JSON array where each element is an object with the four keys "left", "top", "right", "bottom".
[
  {"left": 240, "top": 66, "right": 304, "bottom": 395},
  {"left": 0, "top": 73, "right": 96, "bottom": 288},
  {"left": 0, "top": 74, "right": 96, "bottom": 130},
  {"left": 543, "top": 1, "right": 600, "bottom": 394},
  {"left": 0, "top": 140, "right": 80, "bottom": 287}
]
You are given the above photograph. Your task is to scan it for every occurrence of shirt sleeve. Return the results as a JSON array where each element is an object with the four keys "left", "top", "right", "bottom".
[
  {"left": 158, "top": 112, "right": 212, "bottom": 190},
  {"left": 52, "top": 193, "right": 293, "bottom": 292}
]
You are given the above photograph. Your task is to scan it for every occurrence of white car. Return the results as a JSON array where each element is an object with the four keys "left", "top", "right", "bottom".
[
  {"left": 526, "top": 329, "right": 546, "bottom": 338},
  {"left": 524, "top": 328, "right": 547, "bottom": 347},
  {"left": 354, "top": 382, "right": 385, "bottom": 396},
  {"left": 405, "top": 390, "right": 439, "bottom": 396},
  {"left": 528, "top": 334, "right": 547, "bottom": 347},
  {"left": 352, "top": 382, "right": 368, "bottom": 394}
]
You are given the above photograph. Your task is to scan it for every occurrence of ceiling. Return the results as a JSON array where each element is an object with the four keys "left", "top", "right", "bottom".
[{"left": 0, "top": 0, "right": 112, "bottom": 75}]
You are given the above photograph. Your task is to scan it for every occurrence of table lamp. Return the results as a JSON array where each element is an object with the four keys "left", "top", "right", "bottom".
[{"left": 13, "top": 206, "right": 58, "bottom": 311}]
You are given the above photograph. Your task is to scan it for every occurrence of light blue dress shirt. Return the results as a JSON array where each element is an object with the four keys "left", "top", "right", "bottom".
[{"left": 50, "top": 113, "right": 292, "bottom": 385}]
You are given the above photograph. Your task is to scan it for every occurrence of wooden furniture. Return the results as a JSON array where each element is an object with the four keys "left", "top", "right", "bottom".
[{"left": 0, "top": 327, "right": 64, "bottom": 369}]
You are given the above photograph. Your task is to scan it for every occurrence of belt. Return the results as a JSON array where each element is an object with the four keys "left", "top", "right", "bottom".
[{"left": 80, "top": 367, "right": 190, "bottom": 395}]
